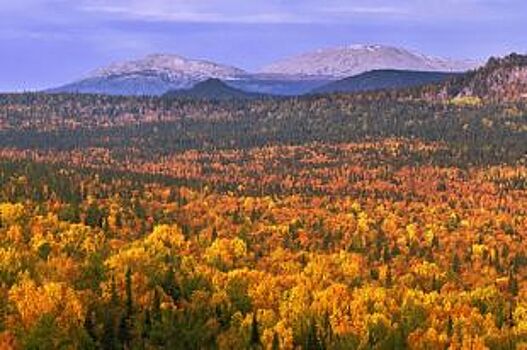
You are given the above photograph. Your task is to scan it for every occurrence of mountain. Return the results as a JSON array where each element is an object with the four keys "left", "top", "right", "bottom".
[
  {"left": 262, "top": 45, "right": 479, "bottom": 78},
  {"left": 164, "top": 78, "right": 267, "bottom": 100},
  {"left": 50, "top": 54, "right": 248, "bottom": 96},
  {"left": 435, "top": 53, "right": 527, "bottom": 102},
  {"left": 48, "top": 45, "right": 480, "bottom": 96},
  {"left": 312, "top": 69, "right": 460, "bottom": 94},
  {"left": 49, "top": 54, "right": 330, "bottom": 96}
]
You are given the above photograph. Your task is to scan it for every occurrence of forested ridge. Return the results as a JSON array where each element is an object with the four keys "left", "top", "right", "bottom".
[{"left": 0, "top": 83, "right": 526, "bottom": 349}]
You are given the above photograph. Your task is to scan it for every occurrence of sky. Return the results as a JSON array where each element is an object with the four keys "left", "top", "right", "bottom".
[{"left": 1, "top": 0, "right": 526, "bottom": 91}]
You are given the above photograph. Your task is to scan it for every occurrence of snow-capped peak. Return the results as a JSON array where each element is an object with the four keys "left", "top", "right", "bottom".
[
  {"left": 261, "top": 44, "right": 479, "bottom": 78},
  {"left": 89, "top": 53, "right": 247, "bottom": 81}
]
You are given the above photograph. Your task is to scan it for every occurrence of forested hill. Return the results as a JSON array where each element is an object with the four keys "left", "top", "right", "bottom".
[
  {"left": 163, "top": 79, "right": 268, "bottom": 100},
  {"left": 312, "top": 70, "right": 459, "bottom": 94},
  {"left": 0, "top": 91, "right": 526, "bottom": 168},
  {"left": 431, "top": 53, "right": 527, "bottom": 102}
]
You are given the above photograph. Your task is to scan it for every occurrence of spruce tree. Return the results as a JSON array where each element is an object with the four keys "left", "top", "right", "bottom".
[
  {"left": 385, "top": 267, "right": 393, "bottom": 288},
  {"left": 152, "top": 288, "right": 162, "bottom": 324},
  {"left": 321, "top": 311, "right": 333, "bottom": 346},
  {"left": 305, "top": 320, "right": 322, "bottom": 350},
  {"left": 447, "top": 316, "right": 454, "bottom": 338},
  {"left": 102, "top": 276, "right": 119, "bottom": 350},
  {"left": 84, "top": 308, "right": 97, "bottom": 344},
  {"left": 125, "top": 268, "right": 133, "bottom": 317},
  {"left": 508, "top": 270, "right": 519, "bottom": 296},
  {"left": 118, "top": 313, "right": 131, "bottom": 349},
  {"left": 142, "top": 309, "right": 152, "bottom": 341},
  {"left": 249, "top": 312, "right": 261, "bottom": 349},
  {"left": 162, "top": 266, "right": 180, "bottom": 303},
  {"left": 102, "top": 308, "right": 116, "bottom": 350},
  {"left": 451, "top": 253, "right": 461, "bottom": 274},
  {"left": 271, "top": 332, "right": 280, "bottom": 350}
]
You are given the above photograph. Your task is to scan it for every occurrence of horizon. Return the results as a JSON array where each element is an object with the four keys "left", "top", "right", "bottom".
[{"left": 1, "top": 0, "right": 526, "bottom": 92}]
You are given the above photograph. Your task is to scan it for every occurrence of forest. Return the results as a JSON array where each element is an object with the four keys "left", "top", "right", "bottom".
[{"left": 0, "top": 91, "right": 526, "bottom": 349}]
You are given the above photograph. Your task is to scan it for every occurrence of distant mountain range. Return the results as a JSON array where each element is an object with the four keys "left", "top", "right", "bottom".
[
  {"left": 164, "top": 78, "right": 267, "bottom": 100},
  {"left": 312, "top": 70, "right": 461, "bottom": 94},
  {"left": 48, "top": 54, "right": 247, "bottom": 96},
  {"left": 49, "top": 44, "right": 480, "bottom": 96}
]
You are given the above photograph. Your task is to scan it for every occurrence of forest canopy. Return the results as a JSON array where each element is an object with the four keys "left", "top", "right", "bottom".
[{"left": 0, "top": 91, "right": 526, "bottom": 349}]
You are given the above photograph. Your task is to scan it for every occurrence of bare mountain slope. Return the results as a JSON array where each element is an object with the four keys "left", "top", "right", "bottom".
[
  {"left": 262, "top": 45, "right": 478, "bottom": 78},
  {"left": 50, "top": 54, "right": 248, "bottom": 96}
]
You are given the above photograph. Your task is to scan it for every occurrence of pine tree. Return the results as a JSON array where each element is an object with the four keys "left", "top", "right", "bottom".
[
  {"left": 492, "top": 248, "right": 503, "bottom": 273},
  {"left": 152, "top": 288, "right": 162, "bottom": 324},
  {"left": 125, "top": 268, "right": 133, "bottom": 317},
  {"left": 211, "top": 227, "right": 218, "bottom": 241},
  {"left": 321, "top": 311, "right": 333, "bottom": 346},
  {"left": 305, "top": 319, "right": 323, "bottom": 350},
  {"left": 271, "top": 332, "right": 280, "bottom": 350},
  {"left": 142, "top": 309, "right": 152, "bottom": 341},
  {"left": 110, "top": 275, "right": 119, "bottom": 307},
  {"left": 118, "top": 313, "right": 131, "bottom": 349},
  {"left": 101, "top": 275, "right": 120, "bottom": 350},
  {"left": 382, "top": 245, "right": 391, "bottom": 263},
  {"left": 102, "top": 308, "right": 116, "bottom": 350},
  {"left": 508, "top": 270, "right": 519, "bottom": 296},
  {"left": 447, "top": 316, "right": 454, "bottom": 338},
  {"left": 385, "top": 267, "right": 393, "bottom": 288},
  {"left": 84, "top": 308, "right": 97, "bottom": 344},
  {"left": 432, "top": 274, "right": 442, "bottom": 291},
  {"left": 451, "top": 253, "right": 461, "bottom": 274},
  {"left": 249, "top": 312, "right": 261, "bottom": 349},
  {"left": 116, "top": 269, "right": 134, "bottom": 349},
  {"left": 162, "top": 266, "right": 180, "bottom": 303},
  {"left": 507, "top": 302, "right": 515, "bottom": 328}
]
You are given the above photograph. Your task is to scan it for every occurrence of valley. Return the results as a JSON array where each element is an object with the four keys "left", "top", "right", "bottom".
[{"left": 0, "top": 50, "right": 526, "bottom": 349}]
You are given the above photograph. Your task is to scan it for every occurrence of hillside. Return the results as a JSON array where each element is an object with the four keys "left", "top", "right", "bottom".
[
  {"left": 50, "top": 54, "right": 248, "bottom": 96},
  {"left": 1, "top": 81, "right": 527, "bottom": 348},
  {"left": 437, "top": 53, "right": 527, "bottom": 102},
  {"left": 262, "top": 44, "right": 478, "bottom": 78},
  {"left": 163, "top": 78, "right": 267, "bottom": 100},
  {"left": 312, "top": 69, "right": 459, "bottom": 94},
  {"left": 227, "top": 76, "right": 330, "bottom": 96}
]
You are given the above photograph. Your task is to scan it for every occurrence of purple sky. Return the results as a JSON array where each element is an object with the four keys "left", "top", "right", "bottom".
[{"left": 1, "top": 0, "right": 526, "bottom": 91}]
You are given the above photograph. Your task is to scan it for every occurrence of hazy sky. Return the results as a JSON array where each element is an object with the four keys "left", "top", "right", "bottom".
[{"left": 1, "top": 0, "right": 526, "bottom": 91}]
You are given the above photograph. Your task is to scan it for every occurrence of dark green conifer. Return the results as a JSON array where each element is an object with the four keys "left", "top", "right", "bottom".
[
  {"left": 271, "top": 332, "right": 280, "bottom": 350},
  {"left": 249, "top": 311, "right": 261, "bottom": 349}
]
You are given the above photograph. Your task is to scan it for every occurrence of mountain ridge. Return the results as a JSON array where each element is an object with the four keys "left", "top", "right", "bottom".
[
  {"left": 436, "top": 53, "right": 527, "bottom": 102},
  {"left": 88, "top": 53, "right": 247, "bottom": 80},
  {"left": 48, "top": 45, "right": 479, "bottom": 96},
  {"left": 262, "top": 44, "right": 478, "bottom": 78},
  {"left": 312, "top": 69, "right": 461, "bottom": 94},
  {"left": 49, "top": 54, "right": 249, "bottom": 96}
]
